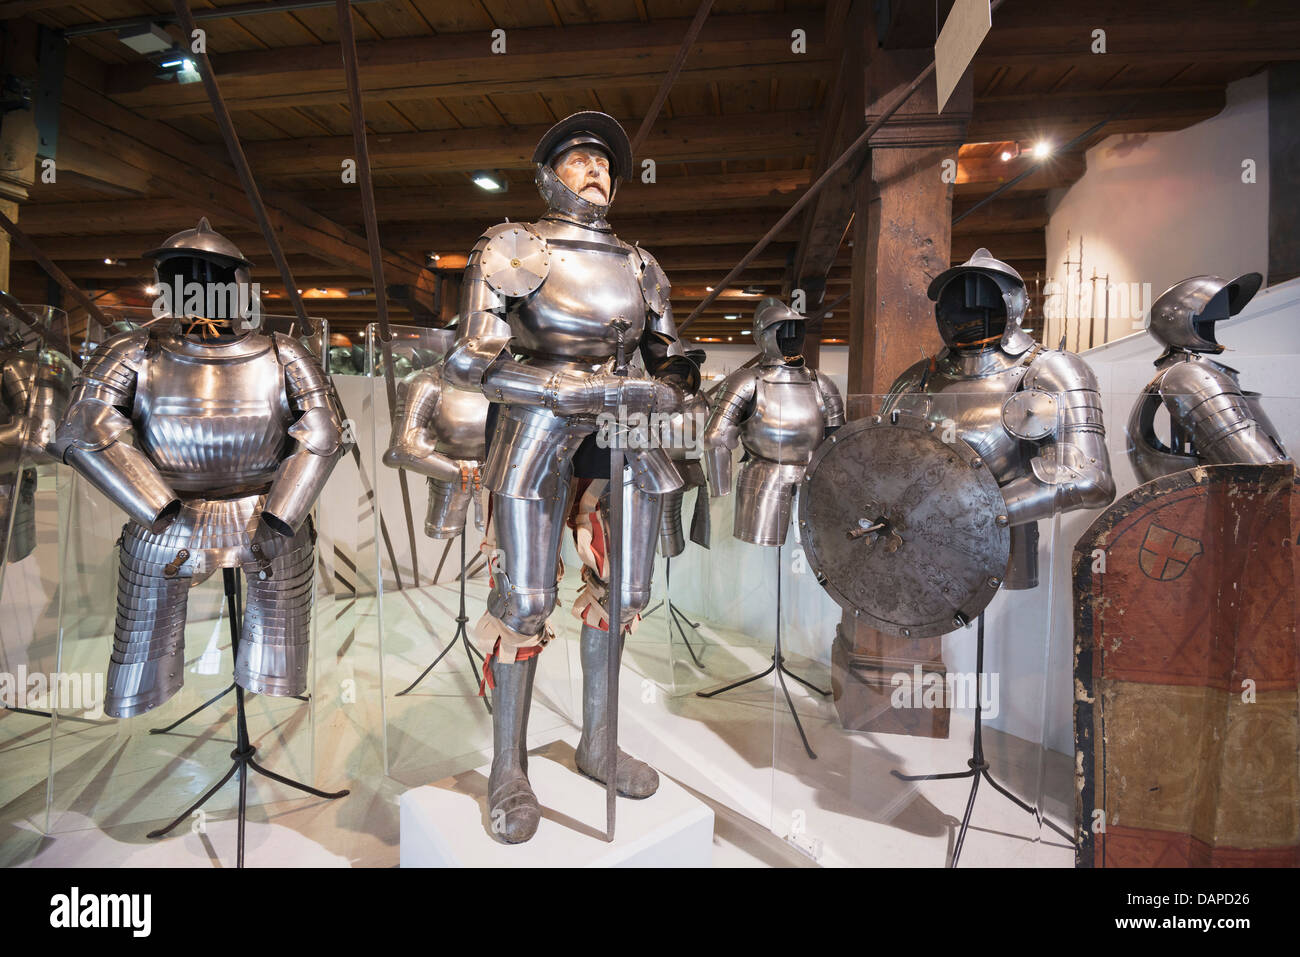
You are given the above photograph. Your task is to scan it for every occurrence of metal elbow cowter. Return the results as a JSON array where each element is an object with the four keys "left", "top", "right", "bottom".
[{"left": 262, "top": 404, "right": 344, "bottom": 536}]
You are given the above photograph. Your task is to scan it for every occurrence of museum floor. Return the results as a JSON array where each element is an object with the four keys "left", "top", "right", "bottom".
[{"left": 0, "top": 562, "right": 1074, "bottom": 868}]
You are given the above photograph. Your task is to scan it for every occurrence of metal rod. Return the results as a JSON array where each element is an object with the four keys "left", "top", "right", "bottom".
[
  {"left": 335, "top": 0, "right": 421, "bottom": 584},
  {"left": 681, "top": 0, "right": 1009, "bottom": 331},
  {"left": 171, "top": 0, "right": 312, "bottom": 334},
  {"left": 64, "top": 0, "right": 387, "bottom": 37},
  {"left": 629, "top": 0, "right": 715, "bottom": 156}
]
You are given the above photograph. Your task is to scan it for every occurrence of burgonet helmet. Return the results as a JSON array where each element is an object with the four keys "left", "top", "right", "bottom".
[
  {"left": 533, "top": 111, "right": 633, "bottom": 227},
  {"left": 928, "top": 247, "right": 1033, "bottom": 355},
  {"left": 143, "top": 218, "right": 255, "bottom": 323},
  {"left": 1145, "top": 273, "right": 1262, "bottom": 353},
  {"left": 753, "top": 297, "right": 805, "bottom": 362}
]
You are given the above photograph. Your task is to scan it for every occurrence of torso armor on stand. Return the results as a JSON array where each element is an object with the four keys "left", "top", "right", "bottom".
[
  {"left": 882, "top": 248, "right": 1115, "bottom": 589},
  {"left": 702, "top": 298, "right": 844, "bottom": 547},
  {"left": 1, "top": 337, "right": 72, "bottom": 562},
  {"left": 1126, "top": 272, "right": 1289, "bottom": 483},
  {"left": 383, "top": 331, "right": 491, "bottom": 539},
  {"left": 53, "top": 220, "right": 345, "bottom": 718}
]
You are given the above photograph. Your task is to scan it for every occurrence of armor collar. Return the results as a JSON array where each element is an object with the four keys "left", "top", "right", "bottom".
[
  {"left": 939, "top": 344, "right": 1023, "bottom": 378},
  {"left": 159, "top": 329, "right": 271, "bottom": 361},
  {"left": 1156, "top": 347, "right": 1241, "bottom": 381},
  {"left": 535, "top": 164, "right": 613, "bottom": 229}
]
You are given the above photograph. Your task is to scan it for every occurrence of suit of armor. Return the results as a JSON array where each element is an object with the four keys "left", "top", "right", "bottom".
[
  {"left": 1127, "top": 273, "right": 1288, "bottom": 483},
  {"left": 702, "top": 299, "right": 844, "bottom": 546},
  {"left": 1, "top": 328, "right": 72, "bottom": 562},
  {"left": 882, "top": 249, "right": 1115, "bottom": 589},
  {"left": 383, "top": 353, "right": 490, "bottom": 539},
  {"left": 443, "top": 112, "right": 699, "bottom": 843},
  {"left": 52, "top": 221, "right": 344, "bottom": 718}
]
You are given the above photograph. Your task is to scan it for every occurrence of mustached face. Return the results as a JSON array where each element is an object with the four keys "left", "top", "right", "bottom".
[{"left": 554, "top": 146, "right": 612, "bottom": 205}]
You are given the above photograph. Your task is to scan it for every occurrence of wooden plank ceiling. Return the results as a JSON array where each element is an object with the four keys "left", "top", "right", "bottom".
[{"left": 5, "top": 0, "right": 1294, "bottom": 345}]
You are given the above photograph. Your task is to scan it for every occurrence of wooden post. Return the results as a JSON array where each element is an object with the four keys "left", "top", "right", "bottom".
[{"left": 833, "top": 37, "right": 972, "bottom": 738}]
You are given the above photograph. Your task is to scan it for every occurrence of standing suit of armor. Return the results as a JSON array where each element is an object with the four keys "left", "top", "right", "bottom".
[
  {"left": 1127, "top": 273, "right": 1289, "bottom": 482},
  {"left": 883, "top": 248, "right": 1115, "bottom": 589},
  {"left": 702, "top": 299, "right": 845, "bottom": 546},
  {"left": 1, "top": 326, "right": 72, "bottom": 562},
  {"left": 53, "top": 220, "right": 345, "bottom": 718},
  {"left": 443, "top": 112, "right": 699, "bottom": 843},
  {"left": 383, "top": 344, "right": 490, "bottom": 539}
]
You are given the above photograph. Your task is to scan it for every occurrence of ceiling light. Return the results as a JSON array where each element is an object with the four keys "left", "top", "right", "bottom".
[
  {"left": 742, "top": 285, "right": 764, "bottom": 295},
  {"left": 103, "top": 257, "right": 120, "bottom": 265},
  {"left": 741, "top": 330, "right": 750, "bottom": 335},
  {"left": 472, "top": 170, "right": 507, "bottom": 192},
  {"left": 145, "top": 284, "right": 158, "bottom": 295},
  {"left": 117, "top": 23, "right": 173, "bottom": 55},
  {"left": 724, "top": 313, "right": 739, "bottom": 321},
  {"left": 706, "top": 286, "right": 714, "bottom": 292},
  {"left": 1033, "top": 141, "right": 1052, "bottom": 159},
  {"left": 1000, "top": 150, "right": 1013, "bottom": 161}
]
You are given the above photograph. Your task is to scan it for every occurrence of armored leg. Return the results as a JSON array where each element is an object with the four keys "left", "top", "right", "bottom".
[
  {"left": 236, "top": 523, "right": 316, "bottom": 697},
  {"left": 108, "top": 522, "right": 193, "bottom": 718},
  {"left": 487, "top": 654, "right": 541, "bottom": 843},
  {"left": 423, "top": 469, "right": 480, "bottom": 540},
  {"left": 574, "top": 623, "right": 659, "bottom": 798}
]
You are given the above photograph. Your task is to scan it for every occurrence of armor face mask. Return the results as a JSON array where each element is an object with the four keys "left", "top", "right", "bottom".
[
  {"left": 928, "top": 247, "right": 1032, "bottom": 354},
  {"left": 754, "top": 297, "right": 805, "bottom": 362},
  {"left": 532, "top": 111, "right": 633, "bottom": 227},
  {"left": 1145, "top": 273, "right": 1263, "bottom": 354}
]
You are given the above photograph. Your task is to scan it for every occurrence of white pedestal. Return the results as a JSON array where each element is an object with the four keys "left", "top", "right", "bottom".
[{"left": 400, "top": 739, "right": 714, "bottom": 867}]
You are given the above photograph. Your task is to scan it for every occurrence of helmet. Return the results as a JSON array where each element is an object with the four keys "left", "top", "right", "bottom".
[
  {"left": 143, "top": 217, "right": 255, "bottom": 322},
  {"left": 1145, "top": 273, "right": 1262, "bottom": 353},
  {"left": 927, "top": 248, "right": 1032, "bottom": 354},
  {"left": 753, "top": 297, "right": 805, "bottom": 363},
  {"left": 532, "top": 111, "right": 633, "bottom": 226}
]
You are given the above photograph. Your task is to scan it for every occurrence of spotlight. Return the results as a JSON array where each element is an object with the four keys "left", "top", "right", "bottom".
[
  {"left": 145, "top": 284, "right": 158, "bottom": 295},
  {"left": 103, "top": 258, "right": 120, "bottom": 265},
  {"left": 724, "top": 313, "right": 740, "bottom": 321},
  {"left": 1033, "top": 141, "right": 1052, "bottom": 159},
  {"left": 472, "top": 170, "right": 507, "bottom": 192},
  {"left": 741, "top": 330, "right": 750, "bottom": 335},
  {"left": 1000, "top": 150, "right": 1013, "bottom": 162}
]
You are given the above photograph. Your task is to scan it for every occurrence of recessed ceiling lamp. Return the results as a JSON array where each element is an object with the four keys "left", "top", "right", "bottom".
[
  {"left": 472, "top": 170, "right": 507, "bottom": 192},
  {"left": 741, "top": 330, "right": 751, "bottom": 335},
  {"left": 1033, "top": 140, "right": 1053, "bottom": 159},
  {"left": 724, "top": 313, "right": 740, "bottom": 320},
  {"left": 103, "top": 257, "right": 120, "bottom": 265}
]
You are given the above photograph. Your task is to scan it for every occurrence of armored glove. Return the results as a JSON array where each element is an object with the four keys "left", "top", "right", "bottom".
[{"left": 543, "top": 370, "right": 683, "bottom": 417}]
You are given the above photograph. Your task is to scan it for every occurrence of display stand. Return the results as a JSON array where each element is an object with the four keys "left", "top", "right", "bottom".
[
  {"left": 642, "top": 557, "right": 705, "bottom": 669},
  {"left": 146, "top": 567, "right": 349, "bottom": 867},
  {"left": 696, "top": 544, "right": 828, "bottom": 759},
  {"left": 393, "top": 533, "right": 489, "bottom": 712},
  {"left": 890, "top": 613, "right": 1073, "bottom": 867}
]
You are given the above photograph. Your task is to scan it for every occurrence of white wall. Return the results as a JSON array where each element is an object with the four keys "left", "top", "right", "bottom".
[{"left": 1042, "top": 72, "right": 1270, "bottom": 351}]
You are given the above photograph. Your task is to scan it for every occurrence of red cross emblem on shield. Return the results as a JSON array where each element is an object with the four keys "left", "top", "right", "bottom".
[{"left": 1138, "top": 523, "right": 1204, "bottom": 581}]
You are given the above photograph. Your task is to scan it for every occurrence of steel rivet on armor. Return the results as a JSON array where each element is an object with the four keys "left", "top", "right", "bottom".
[
  {"left": 995, "top": 514, "right": 1009, "bottom": 526},
  {"left": 988, "top": 577, "right": 1001, "bottom": 587},
  {"left": 971, "top": 458, "right": 983, "bottom": 469},
  {"left": 902, "top": 627, "right": 911, "bottom": 637}
]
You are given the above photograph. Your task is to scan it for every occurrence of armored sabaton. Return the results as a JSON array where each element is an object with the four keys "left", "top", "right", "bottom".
[
  {"left": 383, "top": 349, "right": 490, "bottom": 539},
  {"left": 1127, "top": 272, "right": 1289, "bottom": 483},
  {"left": 1, "top": 341, "right": 73, "bottom": 562},
  {"left": 53, "top": 328, "right": 344, "bottom": 718},
  {"left": 658, "top": 388, "right": 712, "bottom": 556},
  {"left": 882, "top": 248, "right": 1115, "bottom": 589},
  {"left": 702, "top": 299, "right": 845, "bottom": 547}
]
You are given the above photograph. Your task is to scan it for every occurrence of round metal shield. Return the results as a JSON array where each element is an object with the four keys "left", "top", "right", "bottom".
[
  {"left": 481, "top": 225, "right": 550, "bottom": 298},
  {"left": 797, "top": 414, "right": 1010, "bottom": 638}
]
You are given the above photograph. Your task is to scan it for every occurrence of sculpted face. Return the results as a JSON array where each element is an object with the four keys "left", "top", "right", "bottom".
[{"left": 554, "top": 146, "right": 611, "bottom": 205}]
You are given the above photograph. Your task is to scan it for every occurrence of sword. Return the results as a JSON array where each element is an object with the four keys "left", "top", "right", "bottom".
[{"left": 605, "top": 316, "right": 630, "bottom": 842}]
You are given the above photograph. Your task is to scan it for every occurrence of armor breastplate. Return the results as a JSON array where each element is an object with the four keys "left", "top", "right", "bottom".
[
  {"left": 741, "top": 365, "right": 826, "bottom": 464},
  {"left": 509, "top": 219, "right": 646, "bottom": 363},
  {"left": 887, "top": 348, "right": 1032, "bottom": 485},
  {"left": 134, "top": 334, "right": 290, "bottom": 495}
]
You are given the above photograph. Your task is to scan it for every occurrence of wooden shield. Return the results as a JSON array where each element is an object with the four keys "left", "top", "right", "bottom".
[{"left": 1074, "top": 463, "right": 1300, "bottom": 867}]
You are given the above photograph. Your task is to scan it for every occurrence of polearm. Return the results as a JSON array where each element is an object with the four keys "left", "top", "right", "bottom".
[{"left": 605, "top": 316, "right": 631, "bottom": 842}]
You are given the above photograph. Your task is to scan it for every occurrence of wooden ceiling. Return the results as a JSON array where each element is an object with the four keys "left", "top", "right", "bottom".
[{"left": 4, "top": 0, "right": 1295, "bottom": 344}]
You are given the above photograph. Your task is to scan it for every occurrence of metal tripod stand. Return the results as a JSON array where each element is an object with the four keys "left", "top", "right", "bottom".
[
  {"left": 393, "top": 533, "right": 489, "bottom": 712},
  {"left": 642, "top": 557, "right": 706, "bottom": 669},
  {"left": 696, "top": 543, "right": 828, "bottom": 759},
  {"left": 146, "top": 567, "right": 349, "bottom": 867},
  {"left": 890, "top": 613, "right": 1073, "bottom": 866}
]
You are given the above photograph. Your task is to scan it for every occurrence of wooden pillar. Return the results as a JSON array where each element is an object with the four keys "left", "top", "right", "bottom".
[
  {"left": 832, "top": 38, "right": 972, "bottom": 738},
  {"left": 1268, "top": 64, "right": 1300, "bottom": 285},
  {"left": 0, "top": 22, "right": 39, "bottom": 292}
]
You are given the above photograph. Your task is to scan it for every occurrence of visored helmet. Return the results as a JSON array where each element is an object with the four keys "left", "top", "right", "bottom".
[
  {"left": 927, "top": 247, "right": 1032, "bottom": 354},
  {"left": 1145, "top": 273, "right": 1262, "bottom": 353},
  {"left": 143, "top": 217, "right": 255, "bottom": 322},
  {"left": 753, "top": 297, "right": 805, "bottom": 362}
]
